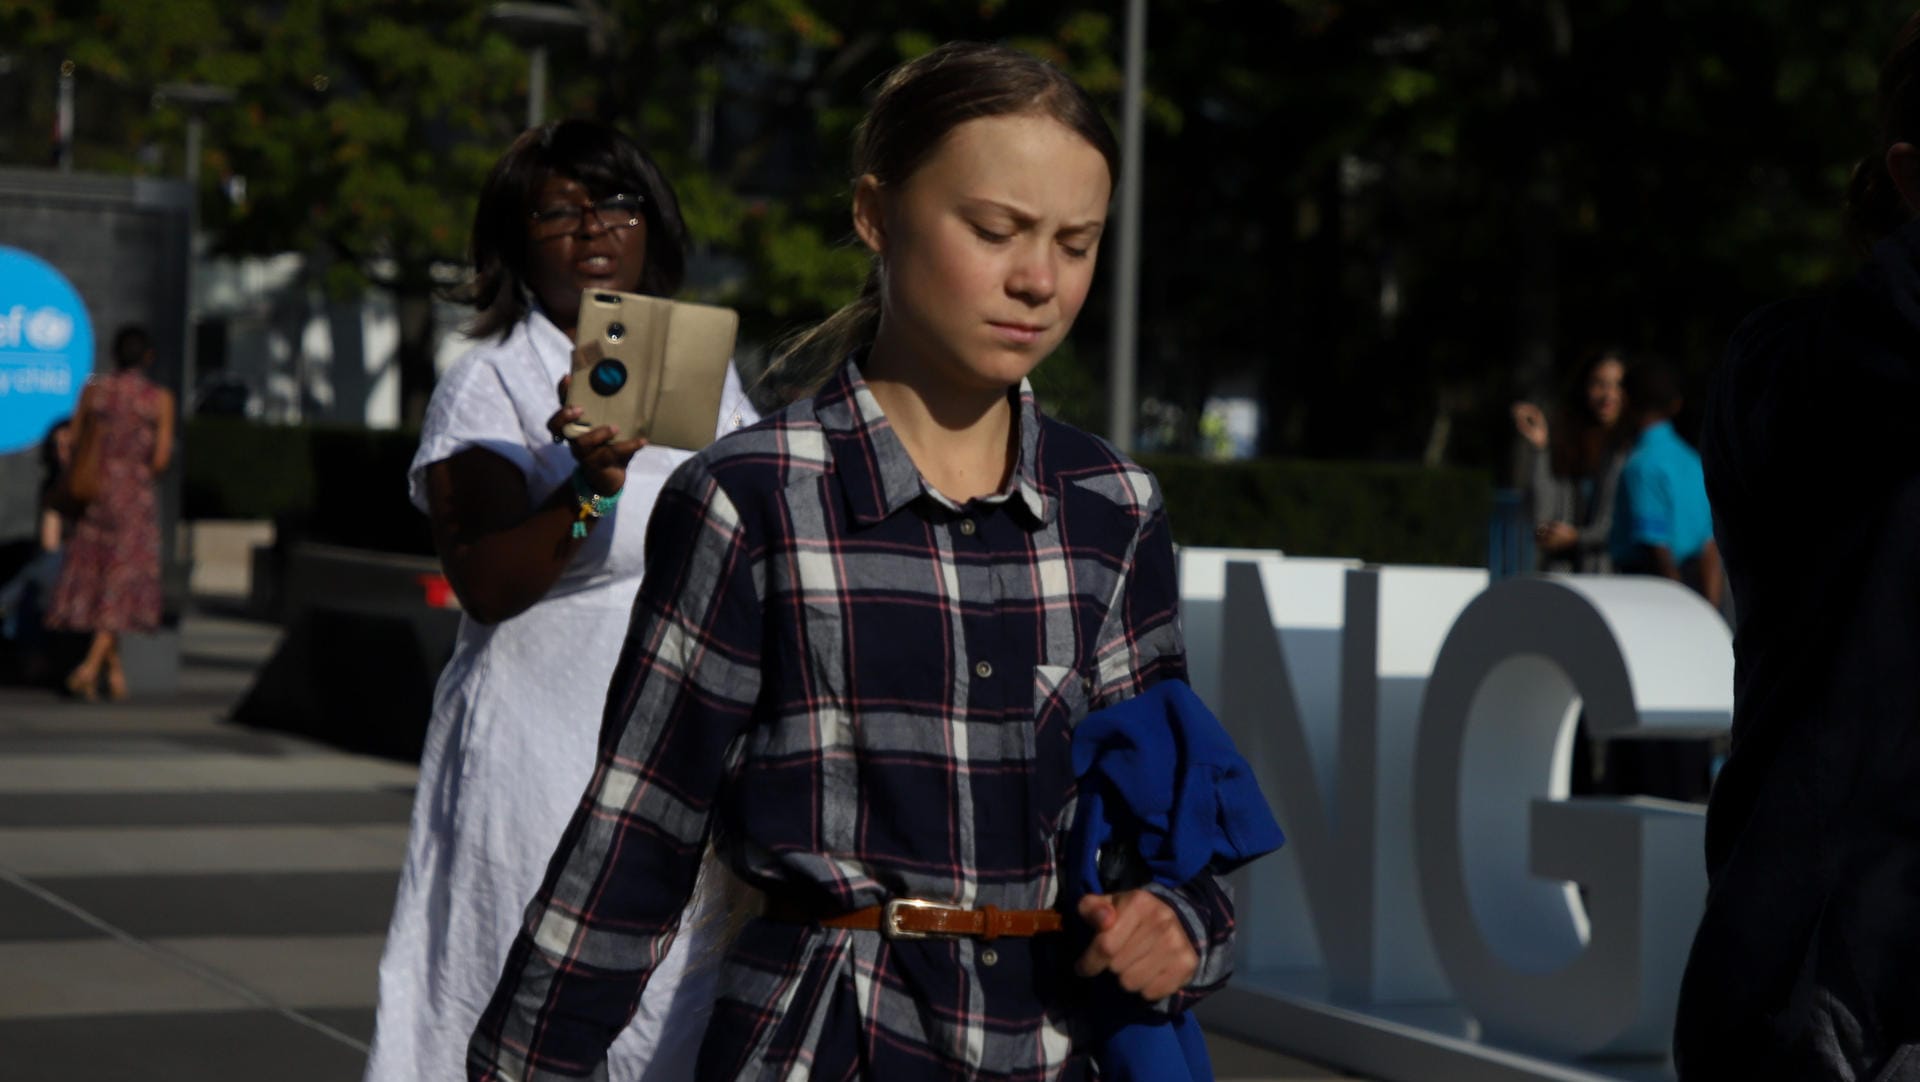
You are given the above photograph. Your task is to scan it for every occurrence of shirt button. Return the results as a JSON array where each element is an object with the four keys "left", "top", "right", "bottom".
[
  {"left": 974, "top": 661, "right": 993, "bottom": 679},
  {"left": 980, "top": 947, "right": 1000, "bottom": 967},
  {"left": 959, "top": 519, "right": 977, "bottom": 536}
]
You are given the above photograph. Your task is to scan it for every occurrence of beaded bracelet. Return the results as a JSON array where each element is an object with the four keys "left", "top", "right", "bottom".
[{"left": 570, "top": 469, "right": 621, "bottom": 539}]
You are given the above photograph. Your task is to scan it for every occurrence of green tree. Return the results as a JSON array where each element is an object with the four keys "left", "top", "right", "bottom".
[
  {"left": 202, "top": 2, "right": 525, "bottom": 423},
  {"left": 8, "top": 0, "right": 1905, "bottom": 466},
  {"left": 2, "top": 0, "right": 1139, "bottom": 422},
  {"left": 0, "top": 0, "right": 237, "bottom": 174},
  {"left": 0, "top": 0, "right": 525, "bottom": 423},
  {"left": 1138, "top": 0, "right": 1907, "bottom": 466},
  {"left": 541, "top": 0, "right": 1145, "bottom": 400}
]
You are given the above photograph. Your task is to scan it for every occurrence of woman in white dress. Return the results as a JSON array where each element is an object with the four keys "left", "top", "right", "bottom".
[{"left": 364, "top": 119, "right": 753, "bottom": 1082}]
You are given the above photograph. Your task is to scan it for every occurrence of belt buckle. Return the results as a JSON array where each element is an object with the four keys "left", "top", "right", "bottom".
[{"left": 883, "top": 898, "right": 963, "bottom": 940}]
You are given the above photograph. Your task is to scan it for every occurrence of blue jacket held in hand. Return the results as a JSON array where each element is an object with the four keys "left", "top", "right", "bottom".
[{"left": 1066, "top": 678, "right": 1286, "bottom": 1082}]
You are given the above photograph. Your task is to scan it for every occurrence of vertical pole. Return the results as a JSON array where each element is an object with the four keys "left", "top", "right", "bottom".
[
  {"left": 185, "top": 115, "right": 204, "bottom": 185},
  {"left": 1106, "top": 0, "right": 1146, "bottom": 452},
  {"left": 527, "top": 44, "right": 548, "bottom": 130},
  {"left": 182, "top": 114, "right": 204, "bottom": 415},
  {"left": 54, "top": 61, "right": 75, "bottom": 172}
]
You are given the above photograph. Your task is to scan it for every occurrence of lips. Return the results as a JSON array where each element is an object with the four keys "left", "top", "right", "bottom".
[
  {"left": 988, "top": 320, "right": 1048, "bottom": 345},
  {"left": 574, "top": 253, "right": 618, "bottom": 276}
]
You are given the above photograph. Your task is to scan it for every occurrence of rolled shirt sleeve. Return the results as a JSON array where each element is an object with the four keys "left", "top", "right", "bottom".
[
  {"left": 1626, "top": 461, "right": 1678, "bottom": 552},
  {"left": 409, "top": 355, "right": 543, "bottom": 513},
  {"left": 1089, "top": 470, "right": 1237, "bottom": 1010},
  {"left": 1146, "top": 874, "right": 1237, "bottom": 1013},
  {"left": 468, "top": 456, "right": 764, "bottom": 1081}
]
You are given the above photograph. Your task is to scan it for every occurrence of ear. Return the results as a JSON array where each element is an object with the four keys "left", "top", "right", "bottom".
[
  {"left": 1887, "top": 143, "right": 1920, "bottom": 216},
  {"left": 851, "top": 174, "right": 887, "bottom": 256}
]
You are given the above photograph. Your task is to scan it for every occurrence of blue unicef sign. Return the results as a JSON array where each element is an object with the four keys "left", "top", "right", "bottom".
[{"left": 0, "top": 246, "right": 94, "bottom": 456}]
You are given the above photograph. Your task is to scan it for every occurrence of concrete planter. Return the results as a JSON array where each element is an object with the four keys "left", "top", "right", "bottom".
[{"left": 231, "top": 540, "right": 459, "bottom": 763}]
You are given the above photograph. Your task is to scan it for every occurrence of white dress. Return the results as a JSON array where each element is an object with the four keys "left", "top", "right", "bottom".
[{"left": 364, "top": 309, "right": 755, "bottom": 1082}]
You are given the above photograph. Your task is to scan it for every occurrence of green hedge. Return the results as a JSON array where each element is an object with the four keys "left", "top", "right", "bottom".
[
  {"left": 184, "top": 417, "right": 432, "bottom": 556},
  {"left": 1138, "top": 454, "right": 1492, "bottom": 567},
  {"left": 184, "top": 419, "right": 1491, "bottom": 566},
  {"left": 180, "top": 417, "right": 317, "bottom": 520}
]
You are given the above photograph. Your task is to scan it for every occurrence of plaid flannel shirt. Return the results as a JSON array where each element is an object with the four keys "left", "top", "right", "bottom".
[{"left": 468, "top": 359, "right": 1236, "bottom": 1081}]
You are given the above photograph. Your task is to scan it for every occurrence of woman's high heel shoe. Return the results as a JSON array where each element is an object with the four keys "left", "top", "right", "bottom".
[{"left": 65, "top": 667, "right": 99, "bottom": 702}]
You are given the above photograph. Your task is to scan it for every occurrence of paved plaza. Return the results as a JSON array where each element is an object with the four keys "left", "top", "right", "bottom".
[{"left": 0, "top": 608, "right": 1356, "bottom": 1081}]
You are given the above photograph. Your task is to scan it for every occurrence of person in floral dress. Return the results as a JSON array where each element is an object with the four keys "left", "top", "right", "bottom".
[{"left": 47, "top": 325, "right": 173, "bottom": 701}]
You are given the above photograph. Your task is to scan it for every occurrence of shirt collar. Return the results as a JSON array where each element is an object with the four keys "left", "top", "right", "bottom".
[
  {"left": 524, "top": 304, "right": 573, "bottom": 379},
  {"left": 815, "top": 355, "right": 1053, "bottom": 528},
  {"left": 1637, "top": 419, "right": 1677, "bottom": 448}
]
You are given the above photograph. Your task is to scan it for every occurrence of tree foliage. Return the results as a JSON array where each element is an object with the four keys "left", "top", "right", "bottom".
[
  {"left": 1138, "top": 0, "right": 1907, "bottom": 465},
  {"left": 0, "top": 0, "right": 1909, "bottom": 462}
]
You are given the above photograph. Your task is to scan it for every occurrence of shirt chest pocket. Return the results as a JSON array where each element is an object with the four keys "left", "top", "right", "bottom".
[
  {"left": 1033, "top": 664, "right": 1092, "bottom": 728},
  {"left": 1028, "top": 664, "right": 1093, "bottom": 843}
]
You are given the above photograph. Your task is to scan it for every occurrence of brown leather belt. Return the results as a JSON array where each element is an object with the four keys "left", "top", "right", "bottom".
[{"left": 765, "top": 897, "right": 1063, "bottom": 941}]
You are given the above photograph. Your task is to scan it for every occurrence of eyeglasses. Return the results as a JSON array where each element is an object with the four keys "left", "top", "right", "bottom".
[{"left": 529, "top": 194, "right": 646, "bottom": 236}]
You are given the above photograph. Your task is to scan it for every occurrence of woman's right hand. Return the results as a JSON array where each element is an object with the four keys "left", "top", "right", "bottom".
[
  {"left": 548, "top": 374, "right": 648, "bottom": 497},
  {"left": 1511, "top": 401, "right": 1550, "bottom": 451}
]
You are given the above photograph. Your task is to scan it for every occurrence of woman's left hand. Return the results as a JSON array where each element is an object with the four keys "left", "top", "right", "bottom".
[
  {"left": 1536, "top": 521, "right": 1579, "bottom": 553},
  {"left": 1075, "top": 890, "right": 1198, "bottom": 1002},
  {"left": 549, "top": 374, "right": 647, "bottom": 496}
]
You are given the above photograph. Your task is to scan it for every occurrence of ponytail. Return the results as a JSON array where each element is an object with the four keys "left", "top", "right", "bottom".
[{"left": 750, "top": 265, "right": 881, "bottom": 413}]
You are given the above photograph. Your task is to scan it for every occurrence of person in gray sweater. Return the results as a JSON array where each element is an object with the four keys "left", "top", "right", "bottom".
[{"left": 1511, "top": 349, "right": 1628, "bottom": 574}]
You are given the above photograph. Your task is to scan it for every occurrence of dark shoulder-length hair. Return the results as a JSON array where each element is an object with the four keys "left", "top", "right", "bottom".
[
  {"left": 1549, "top": 348, "right": 1629, "bottom": 480},
  {"left": 37, "top": 416, "right": 71, "bottom": 504},
  {"left": 111, "top": 324, "right": 152, "bottom": 370},
  {"left": 464, "top": 119, "right": 690, "bottom": 340}
]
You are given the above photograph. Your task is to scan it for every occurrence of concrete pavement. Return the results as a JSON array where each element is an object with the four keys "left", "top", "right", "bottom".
[{"left": 0, "top": 608, "right": 1356, "bottom": 1081}]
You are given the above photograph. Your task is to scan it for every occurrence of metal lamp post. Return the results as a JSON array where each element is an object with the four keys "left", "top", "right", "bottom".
[
  {"left": 153, "top": 82, "right": 237, "bottom": 415},
  {"left": 155, "top": 82, "right": 237, "bottom": 186},
  {"left": 487, "top": 2, "right": 592, "bottom": 130},
  {"left": 55, "top": 59, "right": 76, "bottom": 171},
  {"left": 1107, "top": 0, "right": 1146, "bottom": 453}
]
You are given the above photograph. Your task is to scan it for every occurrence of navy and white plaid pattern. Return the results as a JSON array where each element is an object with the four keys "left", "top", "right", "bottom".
[{"left": 469, "top": 359, "right": 1235, "bottom": 1081}]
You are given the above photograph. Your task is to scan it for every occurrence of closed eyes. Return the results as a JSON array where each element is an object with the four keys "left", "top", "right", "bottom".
[{"left": 970, "top": 221, "right": 1094, "bottom": 259}]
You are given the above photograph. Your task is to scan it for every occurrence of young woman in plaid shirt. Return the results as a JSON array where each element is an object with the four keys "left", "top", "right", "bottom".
[{"left": 470, "top": 42, "right": 1236, "bottom": 1081}]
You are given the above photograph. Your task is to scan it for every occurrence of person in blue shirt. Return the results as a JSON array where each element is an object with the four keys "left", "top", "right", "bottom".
[
  {"left": 1600, "top": 360, "right": 1725, "bottom": 805},
  {"left": 1610, "top": 361, "right": 1724, "bottom": 609}
]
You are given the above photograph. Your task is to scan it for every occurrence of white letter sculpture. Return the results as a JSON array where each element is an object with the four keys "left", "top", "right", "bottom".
[{"left": 1413, "top": 575, "right": 1731, "bottom": 1056}]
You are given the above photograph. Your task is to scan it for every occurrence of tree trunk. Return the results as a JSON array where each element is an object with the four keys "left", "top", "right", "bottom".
[
  {"left": 1513, "top": 174, "right": 1558, "bottom": 398},
  {"left": 1508, "top": 2, "right": 1572, "bottom": 481},
  {"left": 397, "top": 287, "right": 436, "bottom": 428},
  {"left": 1288, "top": 161, "right": 1348, "bottom": 458}
]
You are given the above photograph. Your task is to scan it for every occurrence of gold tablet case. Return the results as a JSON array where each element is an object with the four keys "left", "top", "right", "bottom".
[{"left": 563, "top": 289, "right": 740, "bottom": 452}]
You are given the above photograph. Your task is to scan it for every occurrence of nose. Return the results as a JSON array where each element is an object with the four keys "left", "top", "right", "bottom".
[
  {"left": 576, "top": 207, "right": 612, "bottom": 237},
  {"left": 1006, "top": 242, "right": 1056, "bottom": 307}
]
